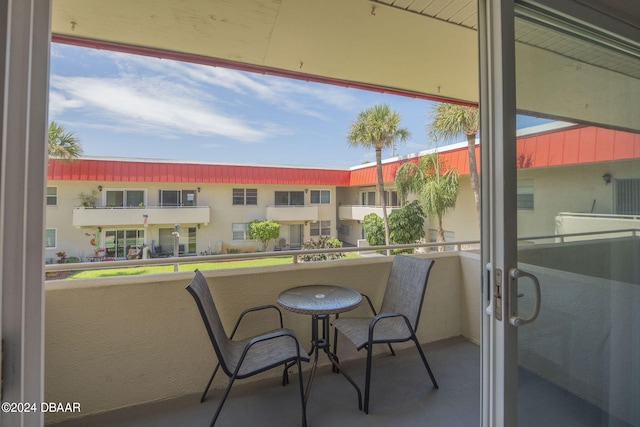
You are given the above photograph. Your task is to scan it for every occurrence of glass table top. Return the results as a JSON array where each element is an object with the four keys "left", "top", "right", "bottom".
[{"left": 277, "top": 285, "right": 362, "bottom": 315}]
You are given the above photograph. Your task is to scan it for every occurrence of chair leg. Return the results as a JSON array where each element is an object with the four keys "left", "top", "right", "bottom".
[
  {"left": 201, "top": 364, "right": 220, "bottom": 403},
  {"left": 209, "top": 376, "right": 236, "bottom": 427},
  {"left": 387, "top": 343, "right": 396, "bottom": 356},
  {"left": 282, "top": 362, "right": 290, "bottom": 386},
  {"left": 413, "top": 337, "right": 438, "bottom": 389},
  {"left": 364, "top": 344, "right": 373, "bottom": 414},
  {"left": 296, "top": 358, "right": 308, "bottom": 427}
]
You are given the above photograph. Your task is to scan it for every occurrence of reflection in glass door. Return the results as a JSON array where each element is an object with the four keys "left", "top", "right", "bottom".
[{"left": 513, "top": 5, "right": 640, "bottom": 426}]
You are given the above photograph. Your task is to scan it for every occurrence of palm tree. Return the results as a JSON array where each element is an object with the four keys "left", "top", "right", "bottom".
[
  {"left": 48, "top": 121, "right": 82, "bottom": 159},
  {"left": 395, "top": 153, "right": 459, "bottom": 249},
  {"left": 347, "top": 104, "right": 410, "bottom": 251},
  {"left": 428, "top": 103, "right": 480, "bottom": 226}
]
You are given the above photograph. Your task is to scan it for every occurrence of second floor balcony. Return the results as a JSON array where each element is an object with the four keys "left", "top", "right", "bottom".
[
  {"left": 338, "top": 205, "right": 401, "bottom": 221},
  {"left": 72, "top": 205, "right": 211, "bottom": 228}
]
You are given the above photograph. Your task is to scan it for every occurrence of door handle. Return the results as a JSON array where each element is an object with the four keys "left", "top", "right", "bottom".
[{"left": 508, "top": 268, "right": 541, "bottom": 327}]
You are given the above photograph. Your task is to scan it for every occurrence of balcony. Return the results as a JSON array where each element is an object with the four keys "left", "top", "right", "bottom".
[
  {"left": 72, "top": 206, "right": 210, "bottom": 227},
  {"left": 266, "top": 204, "right": 318, "bottom": 222},
  {"left": 338, "top": 205, "right": 400, "bottom": 221},
  {"left": 44, "top": 252, "right": 480, "bottom": 426},
  {"left": 43, "top": 238, "right": 639, "bottom": 426}
]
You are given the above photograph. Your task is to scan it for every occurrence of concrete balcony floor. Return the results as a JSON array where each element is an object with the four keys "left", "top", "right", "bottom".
[{"left": 49, "top": 337, "right": 480, "bottom": 427}]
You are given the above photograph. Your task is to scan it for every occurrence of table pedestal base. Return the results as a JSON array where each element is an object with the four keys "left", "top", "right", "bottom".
[{"left": 305, "top": 314, "right": 362, "bottom": 410}]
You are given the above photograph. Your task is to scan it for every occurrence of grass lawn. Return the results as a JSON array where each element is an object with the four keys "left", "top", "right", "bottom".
[{"left": 58, "top": 253, "right": 360, "bottom": 280}]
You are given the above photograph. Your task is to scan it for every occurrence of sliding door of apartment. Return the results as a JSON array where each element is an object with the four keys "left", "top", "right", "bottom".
[{"left": 481, "top": 0, "right": 639, "bottom": 425}]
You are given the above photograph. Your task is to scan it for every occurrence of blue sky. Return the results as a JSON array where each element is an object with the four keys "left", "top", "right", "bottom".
[{"left": 49, "top": 43, "right": 447, "bottom": 168}]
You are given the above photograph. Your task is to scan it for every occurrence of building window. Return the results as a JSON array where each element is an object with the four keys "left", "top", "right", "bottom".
[
  {"left": 275, "top": 191, "right": 304, "bottom": 206},
  {"left": 232, "top": 188, "right": 257, "bottom": 205},
  {"left": 310, "top": 221, "right": 331, "bottom": 237},
  {"left": 384, "top": 190, "right": 399, "bottom": 207},
  {"left": 45, "top": 229, "right": 57, "bottom": 248},
  {"left": 105, "top": 190, "right": 145, "bottom": 207},
  {"left": 310, "top": 190, "right": 331, "bottom": 204},
  {"left": 360, "top": 191, "right": 376, "bottom": 206},
  {"left": 232, "top": 223, "right": 250, "bottom": 240},
  {"left": 338, "top": 223, "right": 351, "bottom": 236},
  {"left": 615, "top": 178, "right": 640, "bottom": 215},
  {"left": 517, "top": 180, "right": 534, "bottom": 210},
  {"left": 47, "top": 187, "right": 58, "bottom": 206},
  {"left": 159, "top": 189, "right": 196, "bottom": 207},
  {"left": 104, "top": 229, "right": 145, "bottom": 258}
]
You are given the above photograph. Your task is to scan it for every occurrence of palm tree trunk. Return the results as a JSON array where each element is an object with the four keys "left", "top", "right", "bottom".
[
  {"left": 376, "top": 147, "right": 391, "bottom": 255},
  {"left": 467, "top": 134, "right": 481, "bottom": 227},
  {"left": 437, "top": 213, "right": 445, "bottom": 252}
]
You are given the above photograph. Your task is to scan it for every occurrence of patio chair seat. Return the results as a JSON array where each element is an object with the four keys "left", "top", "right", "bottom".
[
  {"left": 226, "top": 328, "right": 308, "bottom": 377},
  {"left": 331, "top": 317, "right": 412, "bottom": 350}
]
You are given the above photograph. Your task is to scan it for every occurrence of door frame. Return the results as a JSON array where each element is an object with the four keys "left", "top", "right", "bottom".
[
  {"left": 479, "top": 1, "right": 639, "bottom": 425},
  {"left": 479, "top": 0, "right": 518, "bottom": 425}
]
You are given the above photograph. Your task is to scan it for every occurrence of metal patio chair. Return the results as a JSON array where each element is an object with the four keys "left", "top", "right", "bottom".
[
  {"left": 332, "top": 255, "right": 439, "bottom": 413},
  {"left": 186, "top": 269, "right": 309, "bottom": 427}
]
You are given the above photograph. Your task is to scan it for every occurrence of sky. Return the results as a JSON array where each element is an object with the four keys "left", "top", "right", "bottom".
[{"left": 49, "top": 43, "right": 448, "bottom": 169}]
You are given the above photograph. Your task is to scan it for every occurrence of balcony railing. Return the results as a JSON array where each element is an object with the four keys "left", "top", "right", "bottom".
[
  {"left": 265, "top": 204, "right": 318, "bottom": 221},
  {"left": 72, "top": 205, "right": 210, "bottom": 227},
  {"left": 338, "top": 204, "right": 401, "bottom": 221}
]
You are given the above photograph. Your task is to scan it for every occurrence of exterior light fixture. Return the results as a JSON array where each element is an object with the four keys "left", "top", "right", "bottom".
[
  {"left": 98, "top": 185, "right": 103, "bottom": 191},
  {"left": 602, "top": 173, "right": 612, "bottom": 185},
  {"left": 197, "top": 187, "right": 201, "bottom": 192}
]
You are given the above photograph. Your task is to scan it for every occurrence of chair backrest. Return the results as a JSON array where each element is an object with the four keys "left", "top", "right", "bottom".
[
  {"left": 380, "top": 255, "right": 435, "bottom": 331},
  {"left": 186, "top": 270, "right": 233, "bottom": 375}
]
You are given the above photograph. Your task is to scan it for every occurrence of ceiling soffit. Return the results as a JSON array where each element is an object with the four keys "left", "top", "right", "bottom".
[{"left": 51, "top": 0, "right": 479, "bottom": 104}]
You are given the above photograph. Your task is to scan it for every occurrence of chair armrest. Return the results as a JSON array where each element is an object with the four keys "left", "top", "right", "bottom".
[
  {"left": 368, "top": 312, "right": 414, "bottom": 343},
  {"left": 230, "top": 305, "right": 284, "bottom": 338}
]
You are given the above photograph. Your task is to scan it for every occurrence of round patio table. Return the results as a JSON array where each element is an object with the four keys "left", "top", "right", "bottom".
[{"left": 278, "top": 284, "right": 363, "bottom": 410}]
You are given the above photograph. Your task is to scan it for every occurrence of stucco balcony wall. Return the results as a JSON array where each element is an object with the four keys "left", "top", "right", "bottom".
[
  {"left": 72, "top": 206, "right": 211, "bottom": 227},
  {"left": 338, "top": 205, "right": 399, "bottom": 221},
  {"left": 44, "top": 252, "right": 481, "bottom": 424}
]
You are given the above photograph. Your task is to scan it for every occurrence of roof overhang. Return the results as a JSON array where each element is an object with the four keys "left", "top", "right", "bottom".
[
  {"left": 51, "top": 0, "right": 640, "bottom": 131},
  {"left": 51, "top": 0, "right": 479, "bottom": 104}
]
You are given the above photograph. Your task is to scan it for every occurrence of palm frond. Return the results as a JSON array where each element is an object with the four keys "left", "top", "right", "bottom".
[{"left": 427, "top": 103, "right": 479, "bottom": 143}]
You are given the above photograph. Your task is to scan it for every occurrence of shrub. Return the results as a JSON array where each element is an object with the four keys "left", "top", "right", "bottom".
[{"left": 301, "top": 237, "right": 344, "bottom": 262}]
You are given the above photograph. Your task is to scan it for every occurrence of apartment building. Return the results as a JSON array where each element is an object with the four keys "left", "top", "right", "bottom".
[{"left": 46, "top": 123, "right": 640, "bottom": 262}]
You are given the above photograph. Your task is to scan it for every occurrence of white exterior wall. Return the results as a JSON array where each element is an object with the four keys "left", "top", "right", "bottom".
[
  {"left": 336, "top": 177, "right": 481, "bottom": 246},
  {"left": 46, "top": 158, "right": 638, "bottom": 258},
  {"left": 46, "top": 180, "right": 338, "bottom": 258},
  {"left": 517, "top": 160, "right": 640, "bottom": 239}
]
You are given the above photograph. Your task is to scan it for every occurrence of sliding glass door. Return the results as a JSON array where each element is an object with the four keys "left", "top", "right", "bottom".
[{"left": 481, "top": 1, "right": 640, "bottom": 425}]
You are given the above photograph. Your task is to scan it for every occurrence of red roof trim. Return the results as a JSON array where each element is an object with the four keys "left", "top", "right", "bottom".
[
  {"left": 47, "top": 159, "right": 352, "bottom": 186},
  {"left": 47, "top": 126, "right": 639, "bottom": 186}
]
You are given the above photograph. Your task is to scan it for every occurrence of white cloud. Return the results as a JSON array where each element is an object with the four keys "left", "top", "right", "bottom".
[
  {"left": 49, "top": 75, "right": 269, "bottom": 142},
  {"left": 95, "top": 51, "right": 359, "bottom": 119},
  {"left": 48, "top": 91, "right": 84, "bottom": 118}
]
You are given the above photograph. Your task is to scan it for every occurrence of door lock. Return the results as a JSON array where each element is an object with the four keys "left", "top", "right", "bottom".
[{"left": 494, "top": 268, "right": 503, "bottom": 321}]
